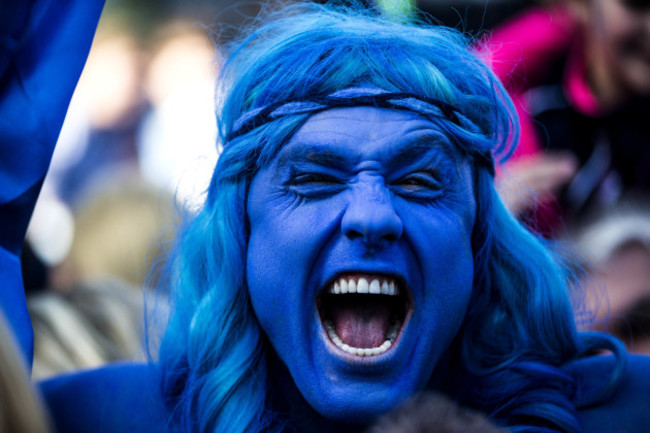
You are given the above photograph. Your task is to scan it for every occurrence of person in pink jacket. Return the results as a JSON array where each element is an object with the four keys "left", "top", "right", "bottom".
[{"left": 484, "top": 0, "right": 650, "bottom": 232}]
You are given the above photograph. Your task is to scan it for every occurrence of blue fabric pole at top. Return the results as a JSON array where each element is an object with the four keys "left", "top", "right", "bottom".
[{"left": 0, "top": 0, "right": 105, "bottom": 366}]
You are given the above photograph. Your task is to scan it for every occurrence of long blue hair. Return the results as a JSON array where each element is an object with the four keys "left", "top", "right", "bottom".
[{"left": 156, "top": 3, "right": 624, "bottom": 432}]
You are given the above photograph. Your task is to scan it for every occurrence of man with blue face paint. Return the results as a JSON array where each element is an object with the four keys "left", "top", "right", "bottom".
[
  {"left": 247, "top": 104, "right": 477, "bottom": 422},
  {"left": 2, "top": 1, "right": 650, "bottom": 433}
]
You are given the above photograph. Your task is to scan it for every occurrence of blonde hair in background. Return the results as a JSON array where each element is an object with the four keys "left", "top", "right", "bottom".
[
  {"left": 0, "top": 310, "right": 52, "bottom": 433},
  {"left": 29, "top": 278, "right": 146, "bottom": 380},
  {"left": 63, "top": 178, "right": 178, "bottom": 290}
]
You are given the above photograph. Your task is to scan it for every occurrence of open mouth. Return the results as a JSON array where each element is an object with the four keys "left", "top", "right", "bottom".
[{"left": 318, "top": 273, "right": 411, "bottom": 357}]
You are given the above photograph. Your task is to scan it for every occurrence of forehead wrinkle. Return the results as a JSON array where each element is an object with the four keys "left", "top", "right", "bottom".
[{"left": 274, "top": 113, "right": 457, "bottom": 173}]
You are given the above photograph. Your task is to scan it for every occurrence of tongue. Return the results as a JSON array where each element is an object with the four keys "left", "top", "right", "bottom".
[{"left": 330, "top": 298, "right": 392, "bottom": 348}]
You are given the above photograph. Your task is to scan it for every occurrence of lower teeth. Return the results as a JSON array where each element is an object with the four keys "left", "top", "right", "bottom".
[{"left": 324, "top": 321, "right": 399, "bottom": 357}]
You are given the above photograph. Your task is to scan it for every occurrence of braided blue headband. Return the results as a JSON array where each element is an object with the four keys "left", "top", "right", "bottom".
[{"left": 227, "top": 87, "right": 495, "bottom": 174}]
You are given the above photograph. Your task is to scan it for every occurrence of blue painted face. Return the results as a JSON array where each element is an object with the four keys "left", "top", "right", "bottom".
[{"left": 246, "top": 106, "right": 477, "bottom": 422}]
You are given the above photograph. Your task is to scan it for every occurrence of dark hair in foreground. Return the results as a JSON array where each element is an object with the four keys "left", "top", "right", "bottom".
[
  {"left": 155, "top": 3, "right": 625, "bottom": 432},
  {"left": 368, "top": 392, "right": 508, "bottom": 433}
]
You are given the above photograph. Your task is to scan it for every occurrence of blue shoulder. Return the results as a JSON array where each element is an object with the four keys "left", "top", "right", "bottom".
[
  {"left": 39, "top": 362, "right": 170, "bottom": 433},
  {"left": 571, "top": 354, "right": 650, "bottom": 433},
  {"left": 38, "top": 355, "right": 650, "bottom": 432}
]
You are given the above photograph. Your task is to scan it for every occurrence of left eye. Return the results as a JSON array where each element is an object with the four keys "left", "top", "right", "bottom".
[{"left": 393, "top": 171, "right": 443, "bottom": 192}]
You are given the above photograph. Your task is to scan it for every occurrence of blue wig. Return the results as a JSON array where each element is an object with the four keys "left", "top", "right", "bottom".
[{"left": 156, "top": 3, "right": 624, "bottom": 432}]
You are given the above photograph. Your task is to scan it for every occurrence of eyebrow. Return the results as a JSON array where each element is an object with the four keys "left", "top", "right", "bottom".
[
  {"left": 386, "top": 135, "right": 452, "bottom": 169},
  {"left": 275, "top": 134, "right": 454, "bottom": 172},
  {"left": 276, "top": 145, "right": 353, "bottom": 171}
]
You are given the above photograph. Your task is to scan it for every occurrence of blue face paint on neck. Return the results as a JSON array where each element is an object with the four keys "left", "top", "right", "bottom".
[{"left": 246, "top": 106, "right": 477, "bottom": 423}]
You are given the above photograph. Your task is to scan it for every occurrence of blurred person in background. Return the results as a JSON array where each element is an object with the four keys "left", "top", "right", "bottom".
[
  {"left": 50, "top": 16, "right": 147, "bottom": 207},
  {"left": 23, "top": 178, "right": 176, "bottom": 377},
  {"left": 484, "top": 0, "right": 650, "bottom": 232},
  {"left": 138, "top": 19, "right": 219, "bottom": 211},
  {"left": 20, "top": 6, "right": 179, "bottom": 375},
  {"left": 49, "top": 0, "right": 264, "bottom": 211},
  {"left": 52, "top": 177, "right": 178, "bottom": 290},
  {"left": 572, "top": 201, "right": 650, "bottom": 354},
  {"left": 28, "top": 278, "right": 147, "bottom": 380},
  {"left": 17, "top": 0, "right": 237, "bottom": 384},
  {"left": 481, "top": 0, "right": 650, "bottom": 362}
]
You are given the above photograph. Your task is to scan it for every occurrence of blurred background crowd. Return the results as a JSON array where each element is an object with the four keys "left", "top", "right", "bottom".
[{"left": 19, "top": 0, "right": 650, "bottom": 384}]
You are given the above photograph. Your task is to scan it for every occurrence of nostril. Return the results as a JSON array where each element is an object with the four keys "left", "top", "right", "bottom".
[
  {"left": 381, "top": 232, "right": 399, "bottom": 244},
  {"left": 342, "top": 215, "right": 402, "bottom": 246},
  {"left": 344, "top": 228, "right": 364, "bottom": 241}
]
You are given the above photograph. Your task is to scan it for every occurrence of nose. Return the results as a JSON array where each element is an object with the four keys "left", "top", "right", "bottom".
[{"left": 341, "top": 178, "right": 403, "bottom": 248}]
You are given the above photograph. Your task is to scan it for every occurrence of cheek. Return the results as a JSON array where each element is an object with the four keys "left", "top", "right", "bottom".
[
  {"left": 246, "top": 174, "right": 297, "bottom": 341},
  {"left": 246, "top": 179, "right": 344, "bottom": 342},
  {"left": 405, "top": 190, "right": 476, "bottom": 337},
  {"left": 245, "top": 233, "right": 286, "bottom": 339},
  {"left": 402, "top": 200, "right": 474, "bottom": 283},
  {"left": 426, "top": 233, "right": 474, "bottom": 350},
  {"left": 438, "top": 241, "right": 474, "bottom": 321},
  {"left": 421, "top": 217, "right": 474, "bottom": 300},
  {"left": 403, "top": 210, "right": 474, "bottom": 368},
  {"left": 246, "top": 224, "right": 319, "bottom": 356}
]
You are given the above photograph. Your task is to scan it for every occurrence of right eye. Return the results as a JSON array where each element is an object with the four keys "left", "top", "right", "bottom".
[
  {"left": 287, "top": 173, "right": 345, "bottom": 198},
  {"left": 292, "top": 173, "right": 341, "bottom": 186}
]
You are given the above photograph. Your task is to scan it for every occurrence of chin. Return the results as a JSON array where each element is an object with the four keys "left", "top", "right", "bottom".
[{"left": 305, "top": 377, "right": 415, "bottom": 424}]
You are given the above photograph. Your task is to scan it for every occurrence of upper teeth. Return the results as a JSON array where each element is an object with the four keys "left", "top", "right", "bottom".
[{"left": 328, "top": 277, "right": 399, "bottom": 296}]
